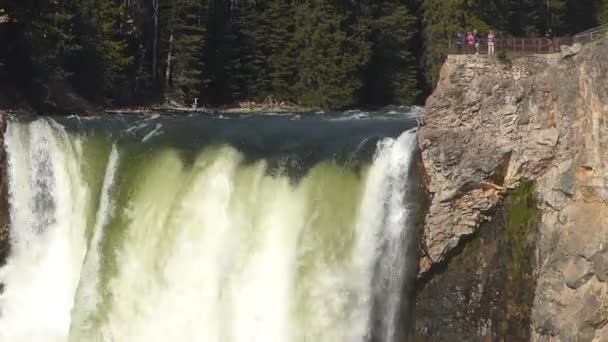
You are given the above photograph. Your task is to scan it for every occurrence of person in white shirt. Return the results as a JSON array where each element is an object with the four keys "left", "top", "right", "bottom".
[{"left": 487, "top": 31, "right": 496, "bottom": 55}]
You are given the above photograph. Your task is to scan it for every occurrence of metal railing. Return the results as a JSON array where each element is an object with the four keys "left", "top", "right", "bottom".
[
  {"left": 450, "top": 25, "right": 608, "bottom": 55},
  {"left": 449, "top": 37, "right": 574, "bottom": 54},
  {"left": 574, "top": 24, "right": 608, "bottom": 43}
]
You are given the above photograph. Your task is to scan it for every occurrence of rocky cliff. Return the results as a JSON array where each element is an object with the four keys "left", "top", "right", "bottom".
[
  {"left": 417, "top": 38, "right": 608, "bottom": 341},
  {"left": 0, "top": 112, "right": 8, "bottom": 268}
]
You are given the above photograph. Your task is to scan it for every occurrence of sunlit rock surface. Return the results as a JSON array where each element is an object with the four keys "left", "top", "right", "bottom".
[{"left": 418, "top": 38, "right": 608, "bottom": 340}]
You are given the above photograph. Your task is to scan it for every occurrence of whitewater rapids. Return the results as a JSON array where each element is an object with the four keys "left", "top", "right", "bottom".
[{"left": 0, "top": 114, "right": 420, "bottom": 342}]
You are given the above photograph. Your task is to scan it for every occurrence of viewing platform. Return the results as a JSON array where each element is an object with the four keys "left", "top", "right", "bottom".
[{"left": 449, "top": 25, "right": 608, "bottom": 55}]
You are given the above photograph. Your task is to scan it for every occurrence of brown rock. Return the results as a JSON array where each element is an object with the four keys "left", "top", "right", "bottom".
[
  {"left": 419, "top": 38, "right": 608, "bottom": 339},
  {"left": 0, "top": 110, "right": 8, "bottom": 268}
]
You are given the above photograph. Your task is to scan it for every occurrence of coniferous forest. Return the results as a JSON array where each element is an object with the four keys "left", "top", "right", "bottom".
[{"left": 0, "top": 0, "right": 607, "bottom": 110}]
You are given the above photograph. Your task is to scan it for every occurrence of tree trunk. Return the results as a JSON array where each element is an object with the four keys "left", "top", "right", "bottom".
[
  {"left": 120, "top": 0, "right": 128, "bottom": 35},
  {"left": 165, "top": 32, "right": 174, "bottom": 94},
  {"left": 152, "top": 0, "right": 159, "bottom": 81}
]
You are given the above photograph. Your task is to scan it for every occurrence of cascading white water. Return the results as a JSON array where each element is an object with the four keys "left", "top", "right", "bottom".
[{"left": 0, "top": 115, "right": 419, "bottom": 342}]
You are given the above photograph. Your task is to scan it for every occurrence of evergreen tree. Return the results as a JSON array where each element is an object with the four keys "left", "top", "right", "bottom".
[
  {"left": 121, "top": 0, "right": 156, "bottom": 103},
  {"left": 563, "top": 0, "right": 598, "bottom": 33},
  {"left": 75, "top": 0, "right": 133, "bottom": 102},
  {"left": 360, "top": 1, "right": 419, "bottom": 105},
  {"left": 504, "top": 0, "right": 544, "bottom": 36},
  {"left": 227, "top": 0, "right": 271, "bottom": 101},
  {"left": 601, "top": 0, "right": 608, "bottom": 24},
  {"left": 2, "top": 0, "right": 607, "bottom": 110},
  {"left": 265, "top": 0, "right": 297, "bottom": 101},
  {"left": 200, "top": 0, "right": 239, "bottom": 104},
  {"left": 97, "top": 0, "right": 133, "bottom": 94},
  {"left": 294, "top": 0, "right": 370, "bottom": 109},
  {"left": 22, "top": 0, "right": 81, "bottom": 80},
  {"left": 163, "top": 0, "right": 206, "bottom": 104}
]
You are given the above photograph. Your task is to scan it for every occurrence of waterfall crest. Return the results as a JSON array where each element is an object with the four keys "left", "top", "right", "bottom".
[{"left": 0, "top": 115, "right": 420, "bottom": 342}]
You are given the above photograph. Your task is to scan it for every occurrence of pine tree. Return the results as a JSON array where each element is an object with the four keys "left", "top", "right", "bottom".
[
  {"left": 294, "top": 0, "right": 370, "bottom": 109},
  {"left": 23, "top": 0, "right": 81, "bottom": 80},
  {"left": 200, "top": 0, "right": 241, "bottom": 104},
  {"left": 503, "top": 0, "right": 543, "bottom": 36},
  {"left": 163, "top": 0, "right": 206, "bottom": 105},
  {"left": 228, "top": 0, "right": 271, "bottom": 101},
  {"left": 563, "top": 0, "right": 598, "bottom": 33},
  {"left": 3, "top": 0, "right": 607, "bottom": 110},
  {"left": 82, "top": 0, "right": 134, "bottom": 102},
  {"left": 601, "top": 0, "right": 608, "bottom": 24},
  {"left": 265, "top": 0, "right": 297, "bottom": 101},
  {"left": 360, "top": 1, "right": 419, "bottom": 105},
  {"left": 58, "top": 0, "right": 133, "bottom": 103},
  {"left": 121, "top": 0, "right": 156, "bottom": 103},
  {"left": 97, "top": 0, "right": 133, "bottom": 94}
]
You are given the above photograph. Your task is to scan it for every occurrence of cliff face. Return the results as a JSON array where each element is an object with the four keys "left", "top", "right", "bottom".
[
  {"left": 418, "top": 39, "right": 608, "bottom": 340},
  {"left": 416, "top": 182, "right": 539, "bottom": 341},
  {"left": 0, "top": 112, "right": 8, "bottom": 269}
]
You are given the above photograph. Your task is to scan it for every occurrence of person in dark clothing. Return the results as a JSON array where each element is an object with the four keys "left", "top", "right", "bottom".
[
  {"left": 474, "top": 29, "right": 481, "bottom": 55},
  {"left": 456, "top": 32, "right": 465, "bottom": 53},
  {"left": 545, "top": 29, "right": 554, "bottom": 52}
]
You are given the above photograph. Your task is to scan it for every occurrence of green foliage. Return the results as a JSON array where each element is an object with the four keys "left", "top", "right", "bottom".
[
  {"left": 504, "top": 181, "right": 538, "bottom": 278},
  {"left": 420, "top": 0, "right": 606, "bottom": 85},
  {"left": 228, "top": 0, "right": 272, "bottom": 100},
  {"left": 97, "top": 1, "right": 133, "bottom": 88},
  {"left": 360, "top": 1, "right": 420, "bottom": 105},
  {"left": 27, "top": 0, "right": 82, "bottom": 79},
  {"left": 76, "top": 0, "right": 134, "bottom": 101},
  {"left": 422, "top": 0, "right": 488, "bottom": 86},
  {"left": 294, "top": 0, "right": 370, "bottom": 109},
  {"left": 164, "top": 0, "right": 206, "bottom": 104},
  {"left": 2, "top": 0, "right": 607, "bottom": 109},
  {"left": 497, "top": 49, "right": 512, "bottom": 67},
  {"left": 265, "top": 0, "right": 297, "bottom": 101},
  {"left": 499, "top": 180, "right": 539, "bottom": 324},
  {"left": 600, "top": 0, "right": 608, "bottom": 24}
]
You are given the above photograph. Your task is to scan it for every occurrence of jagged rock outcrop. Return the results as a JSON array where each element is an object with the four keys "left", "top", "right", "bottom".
[{"left": 418, "top": 38, "right": 608, "bottom": 340}]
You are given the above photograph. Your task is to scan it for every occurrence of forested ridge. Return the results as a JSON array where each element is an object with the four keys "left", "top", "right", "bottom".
[{"left": 0, "top": 0, "right": 607, "bottom": 111}]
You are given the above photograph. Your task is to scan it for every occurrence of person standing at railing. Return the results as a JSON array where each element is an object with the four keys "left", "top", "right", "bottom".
[
  {"left": 487, "top": 30, "right": 496, "bottom": 55},
  {"left": 545, "top": 29, "right": 553, "bottom": 52},
  {"left": 456, "top": 32, "right": 465, "bottom": 53},
  {"left": 466, "top": 32, "right": 475, "bottom": 54},
  {"left": 474, "top": 30, "right": 481, "bottom": 55}
]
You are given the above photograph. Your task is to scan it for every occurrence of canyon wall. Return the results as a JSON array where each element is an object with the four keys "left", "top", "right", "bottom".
[
  {"left": 417, "top": 39, "right": 608, "bottom": 340},
  {"left": 0, "top": 111, "right": 8, "bottom": 269}
]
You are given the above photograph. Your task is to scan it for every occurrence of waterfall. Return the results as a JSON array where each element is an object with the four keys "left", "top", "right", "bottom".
[{"left": 0, "top": 114, "right": 420, "bottom": 342}]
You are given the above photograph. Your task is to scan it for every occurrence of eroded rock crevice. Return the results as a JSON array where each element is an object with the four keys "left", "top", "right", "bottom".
[{"left": 415, "top": 182, "right": 539, "bottom": 341}]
